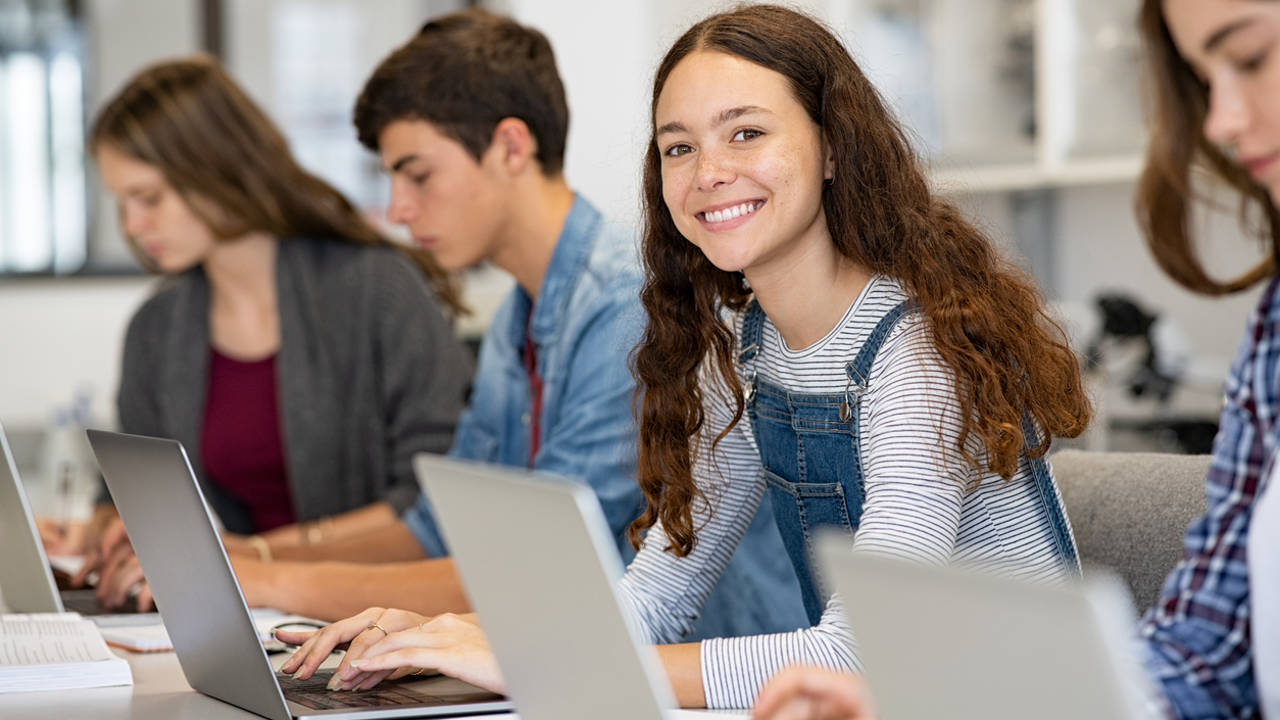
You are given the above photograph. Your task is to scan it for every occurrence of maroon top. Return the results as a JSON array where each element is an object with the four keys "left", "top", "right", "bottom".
[
  {"left": 523, "top": 320, "right": 544, "bottom": 468},
  {"left": 200, "top": 348, "right": 296, "bottom": 532}
]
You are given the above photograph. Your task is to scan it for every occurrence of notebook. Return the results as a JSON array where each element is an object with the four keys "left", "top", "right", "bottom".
[
  {"left": 99, "top": 608, "right": 318, "bottom": 653},
  {"left": 0, "top": 613, "right": 132, "bottom": 693}
]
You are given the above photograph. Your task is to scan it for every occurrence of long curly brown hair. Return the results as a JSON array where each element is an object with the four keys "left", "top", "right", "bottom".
[
  {"left": 629, "top": 5, "right": 1092, "bottom": 556},
  {"left": 1135, "top": 0, "right": 1278, "bottom": 295}
]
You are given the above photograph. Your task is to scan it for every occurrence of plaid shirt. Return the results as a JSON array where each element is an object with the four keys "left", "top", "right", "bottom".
[{"left": 1140, "top": 276, "right": 1280, "bottom": 719}]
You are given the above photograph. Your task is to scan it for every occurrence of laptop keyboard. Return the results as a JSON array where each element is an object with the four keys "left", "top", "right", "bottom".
[
  {"left": 60, "top": 590, "right": 160, "bottom": 626},
  {"left": 277, "top": 670, "right": 475, "bottom": 711}
]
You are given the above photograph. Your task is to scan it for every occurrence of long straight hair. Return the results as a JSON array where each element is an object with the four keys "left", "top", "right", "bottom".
[
  {"left": 1136, "top": 0, "right": 1278, "bottom": 294},
  {"left": 91, "top": 54, "right": 463, "bottom": 313},
  {"left": 630, "top": 5, "right": 1091, "bottom": 556}
]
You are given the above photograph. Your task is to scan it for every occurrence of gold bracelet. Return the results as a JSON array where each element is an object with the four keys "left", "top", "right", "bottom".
[{"left": 247, "top": 534, "right": 273, "bottom": 563}]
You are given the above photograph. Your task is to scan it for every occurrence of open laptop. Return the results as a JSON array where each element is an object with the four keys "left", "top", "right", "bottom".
[
  {"left": 816, "top": 537, "right": 1158, "bottom": 720},
  {"left": 86, "top": 429, "right": 512, "bottom": 720},
  {"left": 0, "top": 421, "right": 154, "bottom": 622},
  {"left": 0, "top": 421, "right": 64, "bottom": 614},
  {"left": 414, "top": 453, "right": 678, "bottom": 720}
]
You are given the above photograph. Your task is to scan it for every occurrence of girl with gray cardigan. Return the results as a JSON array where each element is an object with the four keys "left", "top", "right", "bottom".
[{"left": 66, "top": 56, "right": 473, "bottom": 611}]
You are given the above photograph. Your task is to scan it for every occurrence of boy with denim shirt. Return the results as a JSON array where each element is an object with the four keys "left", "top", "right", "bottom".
[{"left": 231, "top": 8, "right": 807, "bottom": 640}]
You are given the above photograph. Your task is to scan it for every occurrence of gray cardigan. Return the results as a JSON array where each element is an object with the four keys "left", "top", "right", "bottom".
[{"left": 113, "top": 237, "right": 473, "bottom": 534}]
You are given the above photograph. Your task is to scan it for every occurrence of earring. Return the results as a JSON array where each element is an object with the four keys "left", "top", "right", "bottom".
[{"left": 739, "top": 272, "right": 751, "bottom": 291}]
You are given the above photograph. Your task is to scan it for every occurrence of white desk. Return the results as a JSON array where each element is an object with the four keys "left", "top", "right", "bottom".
[{"left": 0, "top": 647, "right": 749, "bottom": 719}]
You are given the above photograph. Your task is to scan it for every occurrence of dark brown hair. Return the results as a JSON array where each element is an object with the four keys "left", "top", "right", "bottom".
[
  {"left": 91, "top": 55, "right": 463, "bottom": 313},
  {"left": 1135, "top": 0, "right": 1278, "bottom": 294},
  {"left": 630, "top": 4, "right": 1091, "bottom": 556},
  {"left": 353, "top": 8, "right": 569, "bottom": 175}
]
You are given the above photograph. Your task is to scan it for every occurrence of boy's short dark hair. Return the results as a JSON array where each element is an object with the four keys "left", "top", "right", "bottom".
[{"left": 354, "top": 9, "right": 569, "bottom": 176}]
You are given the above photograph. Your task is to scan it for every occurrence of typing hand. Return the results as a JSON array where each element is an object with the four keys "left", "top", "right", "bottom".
[
  {"left": 74, "top": 516, "right": 130, "bottom": 587},
  {"left": 84, "top": 518, "right": 152, "bottom": 611},
  {"left": 36, "top": 517, "right": 90, "bottom": 556},
  {"left": 336, "top": 612, "right": 503, "bottom": 695},
  {"left": 752, "top": 667, "right": 876, "bottom": 720},
  {"left": 96, "top": 552, "right": 155, "bottom": 612},
  {"left": 276, "top": 607, "right": 428, "bottom": 686}
]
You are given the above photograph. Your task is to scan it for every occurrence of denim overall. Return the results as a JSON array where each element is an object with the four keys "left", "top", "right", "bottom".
[{"left": 738, "top": 300, "right": 1081, "bottom": 625}]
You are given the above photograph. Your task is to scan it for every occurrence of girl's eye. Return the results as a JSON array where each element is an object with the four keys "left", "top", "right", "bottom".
[
  {"left": 410, "top": 173, "right": 429, "bottom": 186},
  {"left": 140, "top": 193, "right": 162, "bottom": 208},
  {"left": 732, "top": 128, "right": 763, "bottom": 142},
  {"left": 663, "top": 143, "right": 694, "bottom": 158},
  {"left": 1239, "top": 48, "right": 1271, "bottom": 74}
]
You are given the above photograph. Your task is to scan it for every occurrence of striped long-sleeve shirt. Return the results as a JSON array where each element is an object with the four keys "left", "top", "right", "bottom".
[
  {"left": 1139, "top": 276, "right": 1280, "bottom": 719},
  {"left": 616, "top": 276, "right": 1075, "bottom": 709}
]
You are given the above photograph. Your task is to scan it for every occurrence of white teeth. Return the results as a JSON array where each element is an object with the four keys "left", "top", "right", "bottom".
[{"left": 703, "top": 201, "right": 760, "bottom": 224}]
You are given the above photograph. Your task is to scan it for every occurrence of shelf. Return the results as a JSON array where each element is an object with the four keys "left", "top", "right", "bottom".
[{"left": 929, "top": 154, "right": 1144, "bottom": 194}]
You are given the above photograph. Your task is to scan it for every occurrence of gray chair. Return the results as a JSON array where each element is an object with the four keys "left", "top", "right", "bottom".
[{"left": 1050, "top": 449, "right": 1209, "bottom": 612}]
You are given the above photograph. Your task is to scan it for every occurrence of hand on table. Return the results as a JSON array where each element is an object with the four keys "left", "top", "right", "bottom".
[
  {"left": 753, "top": 667, "right": 876, "bottom": 720},
  {"left": 276, "top": 608, "right": 503, "bottom": 694}
]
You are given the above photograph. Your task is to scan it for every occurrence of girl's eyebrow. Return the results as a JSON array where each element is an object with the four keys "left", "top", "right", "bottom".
[
  {"left": 713, "top": 105, "right": 768, "bottom": 126},
  {"left": 1204, "top": 17, "right": 1258, "bottom": 54},
  {"left": 656, "top": 105, "right": 771, "bottom": 138}
]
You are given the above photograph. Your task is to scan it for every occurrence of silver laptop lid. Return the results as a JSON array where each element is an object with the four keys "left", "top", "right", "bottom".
[
  {"left": 815, "top": 535, "right": 1152, "bottom": 720},
  {"left": 87, "top": 429, "right": 295, "bottom": 720},
  {"left": 414, "top": 453, "right": 676, "bottom": 720},
  {"left": 0, "top": 421, "right": 64, "bottom": 614},
  {"left": 88, "top": 430, "right": 511, "bottom": 720}
]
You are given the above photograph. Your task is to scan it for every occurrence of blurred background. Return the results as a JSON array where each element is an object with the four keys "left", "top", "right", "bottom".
[{"left": 1, "top": 0, "right": 1267, "bottom": 506}]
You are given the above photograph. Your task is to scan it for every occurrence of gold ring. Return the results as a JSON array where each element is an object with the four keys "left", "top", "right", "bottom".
[
  {"left": 411, "top": 667, "right": 427, "bottom": 676},
  {"left": 366, "top": 622, "right": 389, "bottom": 636}
]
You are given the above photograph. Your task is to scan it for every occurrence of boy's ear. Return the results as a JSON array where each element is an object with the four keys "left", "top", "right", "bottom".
[{"left": 488, "top": 117, "right": 539, "bottom": 175}]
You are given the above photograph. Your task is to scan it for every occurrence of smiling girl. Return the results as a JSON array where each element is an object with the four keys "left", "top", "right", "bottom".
[{"left": 614, "top": 5, "right": 1090, "bottom": 707}]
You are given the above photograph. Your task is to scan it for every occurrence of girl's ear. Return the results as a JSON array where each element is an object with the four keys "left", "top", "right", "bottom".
[{"left": 823, "top": 140, "right": 835, "bottom": 181}]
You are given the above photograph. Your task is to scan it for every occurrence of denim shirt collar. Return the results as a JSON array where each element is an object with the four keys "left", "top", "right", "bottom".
[{"left": 503, "top": 193, "right": 602, "bottom": 348}]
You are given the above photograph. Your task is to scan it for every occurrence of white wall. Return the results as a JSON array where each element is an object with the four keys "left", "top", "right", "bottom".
[{"left": 0, "top": 277, "right": 154, "bottom": 428}]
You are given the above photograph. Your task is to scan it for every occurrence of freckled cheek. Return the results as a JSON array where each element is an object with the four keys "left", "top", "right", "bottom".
[{"left": 659, "top": 171, "right": 692, "bottom": 226}]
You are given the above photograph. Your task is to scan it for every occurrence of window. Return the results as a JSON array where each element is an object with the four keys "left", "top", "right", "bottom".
[{"left": 0, "top": 0, "right": 87, "bottom": 274}]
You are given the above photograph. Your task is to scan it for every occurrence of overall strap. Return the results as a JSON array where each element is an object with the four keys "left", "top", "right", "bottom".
[
  {"left": 843, "top": 301, "right": 914, "bottom": 393},
  {"left": 738, "top": 299, "right": 767, "bottom": 363},
  {"left": 1020, "top": 414, "right": 1082, "bottom": 574},
  {"left": 738, "top": 300, "right": 767, "bottom": 405}
]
